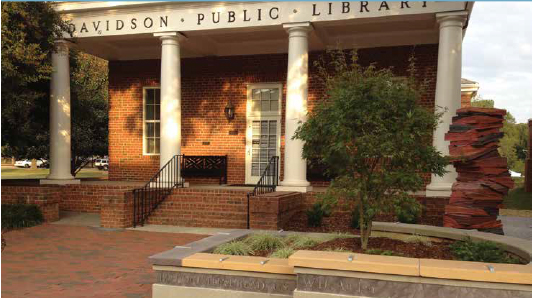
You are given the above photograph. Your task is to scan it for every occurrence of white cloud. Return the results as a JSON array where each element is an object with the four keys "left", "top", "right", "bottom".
[{"left": 463, "top": 2, "right": 532, "bottom": 123}]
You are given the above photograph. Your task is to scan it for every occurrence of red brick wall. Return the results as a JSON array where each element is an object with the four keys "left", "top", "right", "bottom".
[
  {"left": 249, "top": 191, "right": 304, "bottom": 230},
  {"left": 1, "top": 184, "right": 136, "bottom": 227},
  {"left": 100, "top": 191, "right": 134, "bottom": 229},
  {"left": 461, "top": 92, "right": 473, "bottom": 108},
  {"left": 108, "top": 45, "right": 439, "bottom": 185},
  {"left": 1, "top": 186, "right": 60, "bottom": 222},
  {"left": 146, "top": 188, "right": 249, "bottom": 228}
]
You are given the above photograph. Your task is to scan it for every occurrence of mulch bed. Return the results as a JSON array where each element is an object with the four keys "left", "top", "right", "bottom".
[
  {"left": 250, "top": 237, "right": 455, "bottom": 260},
  {"left": 283, "top": 212, "right": 442, "bottom": 234},
  {"left": 308, "top": 237, "right": 455, "bottom": 260}
]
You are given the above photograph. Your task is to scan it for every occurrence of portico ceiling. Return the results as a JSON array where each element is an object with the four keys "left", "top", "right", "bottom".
[{"left": 59, "top": 1, "right": 472, "bottom": 61}]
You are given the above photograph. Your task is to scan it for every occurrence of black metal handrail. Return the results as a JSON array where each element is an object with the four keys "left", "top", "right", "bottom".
[
  {"left": 132, "top": 155, "right": 184, "bottom": 227},
  {"left": 246, "top": 156, "right": 279, "bottom": 228}
]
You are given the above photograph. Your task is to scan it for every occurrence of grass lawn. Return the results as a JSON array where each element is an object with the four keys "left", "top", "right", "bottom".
[
  {"left": 1, "top": 167, "right": 107, "bottom": 180},
  {"left": 502, "top": 177, "right": 532, "bottom": 210}
]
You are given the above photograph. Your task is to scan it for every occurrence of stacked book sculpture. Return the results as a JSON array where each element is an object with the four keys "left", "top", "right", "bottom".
[{"left": 444, "top": 107, "right": 513, "bottom": 233}]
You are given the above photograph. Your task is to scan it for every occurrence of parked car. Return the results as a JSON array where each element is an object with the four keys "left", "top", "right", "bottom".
[
  {"left": 14, "top": 159, "right": 46, "bottom": 168},
  {"left": 39, "top": 159, "right": 50, "bottom": 168},
  {"left": 97, "top": 159, "right": 108, "bottom": 171},
  {"left": 94, "top": 159, "right": 104, "bottom": 167}
]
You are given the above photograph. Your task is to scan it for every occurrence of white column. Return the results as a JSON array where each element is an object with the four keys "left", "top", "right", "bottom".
[
  {"left": 426, "top": 11, "right": 468, "bottom": 197},
  {"left": 155, "top": 32, "right": 187, "bottom": 186},
  {"left": 41, "top": 40, "right": 79, "bottom": 185},
  {"left": 277, "top": 22, "right": 312, "bottom": 193}
]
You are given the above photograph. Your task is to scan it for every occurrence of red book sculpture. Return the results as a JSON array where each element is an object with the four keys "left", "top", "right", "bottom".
[{"left": 444, "top": 107, "right": 513, "bottom": 234}]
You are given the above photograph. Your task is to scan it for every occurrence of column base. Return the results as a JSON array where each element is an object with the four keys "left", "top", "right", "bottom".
[
  {"left": 426, "top": 182, "right": 453, "bottom": 197},
  {"left": 40, "top": 179, "right": 80, "bottom": 185},
  {"left": 276, "top": 185, "right": 313, "bottom": 193}
]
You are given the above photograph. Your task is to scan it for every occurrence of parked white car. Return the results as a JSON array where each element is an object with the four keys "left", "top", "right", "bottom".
[
  {"left": 94, "top": 159, "right": 103, "bottom": 167},
  {"left": 97, "top": 159, "right": 108, "bottom": 171},
  {"left": 14, "top": 159, "right": 46, "bottom": 168}
]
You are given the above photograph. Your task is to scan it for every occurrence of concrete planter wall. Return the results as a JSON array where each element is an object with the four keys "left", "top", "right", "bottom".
[{"left": 149, "top": 223, "right": 532, "bottom": 298}]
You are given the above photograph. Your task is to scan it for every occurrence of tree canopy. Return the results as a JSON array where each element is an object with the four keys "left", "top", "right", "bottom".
[
  {"left": 471, "top": 96, "right": 528, "bottom": 173},
  {"left": 294, "top": 51, "right": 448, "bottom": 249},
  {"left": 1, "top": 2, "right": 109, "bottom": 174}
]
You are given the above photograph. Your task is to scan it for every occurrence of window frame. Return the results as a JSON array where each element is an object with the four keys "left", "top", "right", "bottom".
[{"left": 142, "top": 86, "right": 161, "bottom": 156}]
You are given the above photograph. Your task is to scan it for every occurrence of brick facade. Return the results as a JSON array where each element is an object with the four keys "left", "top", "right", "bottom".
[{"left": 108, "top": 44, "right": 439, "bottom": 185}]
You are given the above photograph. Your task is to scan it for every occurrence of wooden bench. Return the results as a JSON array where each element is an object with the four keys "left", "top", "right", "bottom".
[{"left": 181, "top": 155, "right": 228, "bottom": 184}]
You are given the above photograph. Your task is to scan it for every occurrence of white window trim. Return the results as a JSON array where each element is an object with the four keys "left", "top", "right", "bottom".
[{"left": 142, "top": 86, "right": 161, "bottom": 156}]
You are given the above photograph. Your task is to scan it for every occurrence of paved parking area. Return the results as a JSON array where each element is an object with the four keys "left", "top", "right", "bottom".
[{"left": 1, "top": 224, "right": 207, "bottom": 298}]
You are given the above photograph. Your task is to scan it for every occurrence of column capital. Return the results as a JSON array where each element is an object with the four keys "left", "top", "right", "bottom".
[
  {"left": 154, "top": 31, "right": 186, "bottom": 43},
  {"left": 436, "top": 11, "right": 468, "bottom": 28},
  {"left": 53, "top": 40, "right": 73, "bottom": 55},
  {"left": 283, "top": 22, "right": 312, "bottom": 36}
]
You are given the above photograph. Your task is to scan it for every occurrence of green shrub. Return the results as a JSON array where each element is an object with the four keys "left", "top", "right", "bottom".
[
  {"left": 245, "top": 233, "right": 285, "bottom": 252},
  {"left": 270, "top": 247, "right": 295, "bottom": 259},
  {"left": 306, "top": 203, "right": 325, "bottom": 227},
  {"left": 394, "top": 197, "right": 422, "bottom": 224},
  {"left": 450, "top": 238, "right": 520, "bottom": 264},
  {"left": 213, "top": 241, "right": 252, "bottom": 256},
  {"left": 2, "top": 204, "right": 44, "bottom": 230},
  {"left": 289, "top": 236, "right": 321, "bottom": 249}
]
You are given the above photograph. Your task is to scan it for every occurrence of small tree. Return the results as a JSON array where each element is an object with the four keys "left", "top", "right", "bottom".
[{"left": 294, "top": 51, "right": 448, "bottom": 249}]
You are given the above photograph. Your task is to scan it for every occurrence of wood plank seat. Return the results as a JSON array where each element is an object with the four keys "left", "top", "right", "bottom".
[{"left": 181, "top": 155, "right": 228, "bottom": 184}]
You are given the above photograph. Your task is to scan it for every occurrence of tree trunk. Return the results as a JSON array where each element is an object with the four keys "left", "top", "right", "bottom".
[
  {"left": 30, "top": 159, "right": 37, "bottom": 169},
  {"left": 358, "top": 202, "right": 369, "bottom": 250}
]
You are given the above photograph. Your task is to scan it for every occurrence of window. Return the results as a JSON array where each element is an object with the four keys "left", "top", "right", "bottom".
[
  {"left": 144, "top": 87, "right": 160, "bottom": 155},
  {"left": 251, "top": 88, "right": 279, "bottom": 113}
]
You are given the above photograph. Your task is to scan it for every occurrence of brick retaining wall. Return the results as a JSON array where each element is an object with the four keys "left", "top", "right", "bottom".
[
  {"left": 249, "top": 191, "right": 304, "bottom": 230},
  {"left": 1, "top": 186, "right": 61, "bottom": 222}
]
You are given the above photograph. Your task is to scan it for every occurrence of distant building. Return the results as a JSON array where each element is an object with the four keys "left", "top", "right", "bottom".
[{"left": 461, "top": 78, "right": 480, "bottom": 108}]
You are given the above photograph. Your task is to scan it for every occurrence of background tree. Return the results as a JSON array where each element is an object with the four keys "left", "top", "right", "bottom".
[
  {"left": 70, "top": 51, "right": 109, "bottom": 174},
  {"left": 1, "top": 2, "right": 109, "bottom": 175},
  {"left": 294, "top": 51, "right": 448, "bottom": 249},
  {"left": 1, "top": 2, "right": 69, "bottom": 162},
  {"left": 471, "top": 96, "right": 528, "bottom": 173}
]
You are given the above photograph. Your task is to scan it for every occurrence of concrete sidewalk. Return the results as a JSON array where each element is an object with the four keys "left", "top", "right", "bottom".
[{"left": 499, "top": 215, "right": 532, "bottom": 241}]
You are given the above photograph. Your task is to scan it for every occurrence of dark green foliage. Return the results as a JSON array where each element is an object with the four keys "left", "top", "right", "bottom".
[
  {"left": 450, "top": 238, "right": 521, "bottom": 264},
  {"left": 70, "top": 51, "right": 109, "bottom": 174},
  {"left": 294, "top": 50, "right": 448, "bottom": 249},
  {"left": 394, "top": 196, "right": 423, "bottom": 224},
  {"left": 471, "top": 96, "right": 528, "bottom": 173},
  {"left": 306, "top": 203, "right": 325, "bottom": 227},
  {"left": 350, "top": 208, "right": 360, "bottom": 229},
  {"left": 1, "top": 3, "right": 109, "bottom": 173},
  {"left": 2, "top": 204, "right": 44, "bottom": 230},
  {"left": 1, "top": 2, "right": 70, "bottom": 160}
]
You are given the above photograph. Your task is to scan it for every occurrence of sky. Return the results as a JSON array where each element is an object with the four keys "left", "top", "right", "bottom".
[{"left": 462, "top": 2, "right": 532, "bottom": 123}]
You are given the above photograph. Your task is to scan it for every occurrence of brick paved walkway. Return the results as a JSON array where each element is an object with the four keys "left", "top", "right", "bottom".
[{"left": 1, "top": 224, "right": 207, "bottom": 298}]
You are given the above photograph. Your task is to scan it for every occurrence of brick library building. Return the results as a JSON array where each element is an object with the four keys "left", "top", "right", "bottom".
[{"left": 3, "top": 2, "right": 478, "bottom": 229}]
